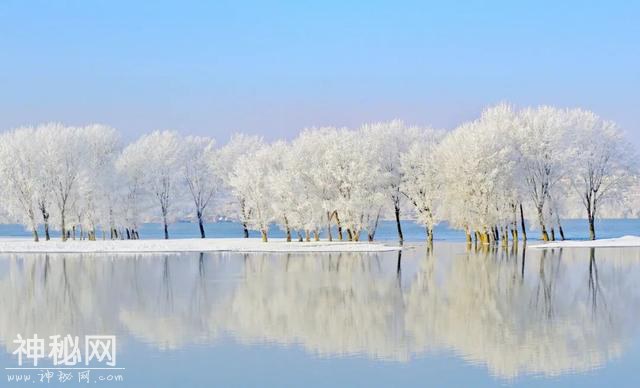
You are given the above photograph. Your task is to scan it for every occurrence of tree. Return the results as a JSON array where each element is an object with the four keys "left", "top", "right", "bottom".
[
  {"left": 77, "top": 125, "right": 121, "bottom": 240},
  {"left": 517, "top": 106, "right": 572, "bottom": 241},
  {"left": 400, "top": 130, "right": 443, "bottom": 244},
  {"left": 38, "top": 124, "right": 87, "bottom": 241},
  {"left": 291, "top": 128, "right": 341, "bottom": 241},
  {"left": 0, "top": 128, "right": 41, "bottom": 240},
  {"left": 115, "top": 141, "right": 147, "bottom": 239},
  {"left": 437, "top": 105, "right": 519, "bottom": 245},
  {"left": 228, "top": 144, "right": 275, "bottom": 242},
  {"left": 359, "top": 121, "right": 424, "bottom": 244},
  {"left": 569, "top": 109, "right": 635, "bottom": 240},
  {"left": 182, "top": 136, "right": 219, "bottom": 238},
  {"left": 217, "top": 134, "right": 264, "bottom": 238},
  {"left": 121, "top": 131, "right": 183, "bottom": 239}
]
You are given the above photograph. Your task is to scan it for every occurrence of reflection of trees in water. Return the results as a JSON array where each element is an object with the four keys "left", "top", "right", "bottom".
[{"left": 0, "top": 246, "right": 639, "bottom": 378}]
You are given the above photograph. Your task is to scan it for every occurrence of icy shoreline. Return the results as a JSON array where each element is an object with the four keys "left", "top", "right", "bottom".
[
  {"left": 531, "top": 235, "right": 640, "bottom": 249},
  {"left": 0, "top": 237, "right": 401, "bottom": 254}
]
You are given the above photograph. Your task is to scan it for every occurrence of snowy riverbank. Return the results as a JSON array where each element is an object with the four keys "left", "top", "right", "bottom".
[
  {"left": 531, "top": 235, "right": 640, "bottom": 249},
  {"left": 0, "top": 238, "right": 401, "bottom": 254}
]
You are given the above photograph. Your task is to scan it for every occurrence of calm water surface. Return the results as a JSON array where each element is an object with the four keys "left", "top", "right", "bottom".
[{"left": 1, "top": 242, "right": 640, "bottom": 387}]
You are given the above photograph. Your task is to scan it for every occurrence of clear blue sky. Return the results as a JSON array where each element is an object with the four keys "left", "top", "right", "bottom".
[{"left": 0, "top": 0, "right": 638, "bottom": 144}]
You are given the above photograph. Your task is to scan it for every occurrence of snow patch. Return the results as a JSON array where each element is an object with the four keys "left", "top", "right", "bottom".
[
  {"left": 531, "top": 236, "right": 640, "bottom": 249},
  {"left": 0, "top": 238, "right": 401, "bottom": 254}
]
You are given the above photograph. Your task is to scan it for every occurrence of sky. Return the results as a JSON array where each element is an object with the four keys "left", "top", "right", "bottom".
[{"left": 0, "top": 0, "right": 638, "bottom": 145}]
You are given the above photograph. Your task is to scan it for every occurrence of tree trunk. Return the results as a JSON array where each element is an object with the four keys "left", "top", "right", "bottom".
[
  {"left": 346, "top": 229, "right": 353, "bottom": 241},
  {"left": 465, "top": 227, "right": 472, "bottom": 244},
  {"left": 394, "top": 204, "right": 404, "bottom": 244},
  {"left": 40, "top": 205, "right": 51, "bottom": 241},
  {"left": 305, "top": 230, "right": 310, "bottom": 242},
  {"left": 61, "top": 213, "right": 67, "bottom": 242},
  {"left": 519, "top": 203, "right": 527, "bottom": 242},
  {"left": 32, "top": 228, "right": 39, "bottom": 242},
  {"left": 314, "top": 229, "right": 319, "bottom": 242},
  {"left": 261, "top": 229, "right": 268, "bottom": 242},
  {"left": 427, "top": 226, "right": 434, "bottom": 245},
  {"left": 550, "top": 227, "right": 556, "bottom": 241},
  {"left": 242, "top": 222, "right": 249, "bottom": 238},
  {"left": 334, "top": 212, "right": 343, "bottom": 241},
  {"left": 588, "top": 216, "right": 596, "bottom": 240},
  {"left": 163, "top": 216, "right": 169, "bottom": 240},
  {"left": 326, "top": 211, "right": 333, "bottom": 242},
  {"left": 126, "top": 229, "right": 131, "bottom": 240},
  {"left": 537, "top": 206, "right": 548, "bottom": 241},
  {"left": 284, "top": 216, "right": 291, "bottom": 242},
  {"left": 198, "top": 211, "right": 206, "bottom": 238},
  {"left": 558, "top": 223, "right": 565, "bottom": 240}
]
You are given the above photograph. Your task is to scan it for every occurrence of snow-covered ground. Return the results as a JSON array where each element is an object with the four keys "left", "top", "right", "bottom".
[
  {"left": 531, "top": 235, "right": 640, "bottom": 249},
  {"left": 0, "top": 238, "right": 401, "bottom": 253}
]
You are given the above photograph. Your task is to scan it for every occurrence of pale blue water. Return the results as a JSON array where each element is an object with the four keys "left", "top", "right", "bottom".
[
  {"left": 3, "top": 218, "right": 639, "bottom": 241},
  {"left": 1, "top": 221, "right": 640, "bottom": 387}
]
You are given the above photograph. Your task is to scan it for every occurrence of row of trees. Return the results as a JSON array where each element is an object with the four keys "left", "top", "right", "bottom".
[{"left": 0, "top": 103, "right": 634, "bottom": 243}]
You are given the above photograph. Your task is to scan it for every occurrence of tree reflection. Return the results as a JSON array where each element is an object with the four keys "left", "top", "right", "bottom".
[{"left": 0, "top": 245, "right": 639, "bottom": 379}]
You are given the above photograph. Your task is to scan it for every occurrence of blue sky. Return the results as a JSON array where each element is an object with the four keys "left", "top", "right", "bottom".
[{"left": 0, "top": 0, "right": 638, "bottom": 144}]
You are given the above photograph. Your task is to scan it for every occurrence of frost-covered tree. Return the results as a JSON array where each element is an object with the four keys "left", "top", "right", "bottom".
[
  {"left": 291, "top": 128, "right": 342, "bottom": 241},
  {"left": 360, "top": 121, "right": 424, "bottom": 244},
  {"left": 116, "top": 148, "right": 144, "bottom": 239},
  {"left": 217, "top": 134, "right": 264, "bottom": 238},
  {"left": 325, "top": 129, "right": 387, "bottom": 241},
  {"left": 76, "top": 125, "right": 121, "bottom": 240},
  {"left": 38, "top": 124, "right": 88, "bottom": 241},
  {"left": 0, "top": 128, "right": 41, "bottom": 240},
  {"left": 182, "top": 136, "right": 219, "bottom": 238},
  {"left": 400, "top": 130, "right": 443, "bottom": 244},
  {"left": 517, "top": 106, "right": 572, "bottom": 241},
  {"left": 568, "top": 110, "right": 635, "bottom": 240},
  {"left": 121, "top": 131, "right": 183, "bottom": 239},
  {"left": 228, "top": 144, "right": 275, "bottom": 242},
  {"left": 264, "top": 141, "right": 299, "bottom": 241},
  {"left": 438, "top": 105, "right": 519, "bottom": 245}
]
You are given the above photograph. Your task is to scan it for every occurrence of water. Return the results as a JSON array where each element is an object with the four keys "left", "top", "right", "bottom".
[
  {"left": 3, "top": 218, "right": 638, "bottom": 241},
  {"left": 1, "top": 242, "right": 640, "bottom": 387}
]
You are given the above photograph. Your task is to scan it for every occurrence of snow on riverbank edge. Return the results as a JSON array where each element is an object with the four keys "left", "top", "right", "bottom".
[
  {"left": 530, "top": 235, "right": 640, "bottom": 249},
  {"left": 0, "top": 237, "right": 401, "bottom": 254}
]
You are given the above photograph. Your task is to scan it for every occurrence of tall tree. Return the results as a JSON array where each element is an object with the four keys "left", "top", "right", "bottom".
[
  {"left": 359, "top": 121, "right": 424, "bottom": 244},
  {"left": 39, "top": 124, "right": 87, "bottom": 241},
  {"left": 0, "top": 128, "right": 41, "bottom": 240},
  {"left": 569, "top": 109, "right": 635, "bottom": 240},
  {"left": 517, "top": 106, "right": 572, "bottom": 241},
  {"left": 217, "top": 134, "right": 264, "bottom": 238},
  {"left": 121, "top": 131, "right": 183, "bottom": 239},
  {"left": 182, "top": 136, "right": 219, "bottom": 238}
]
